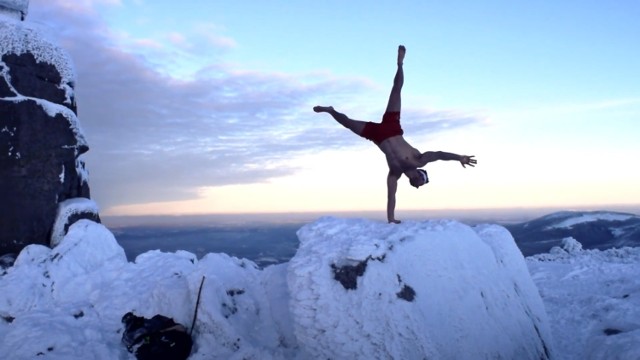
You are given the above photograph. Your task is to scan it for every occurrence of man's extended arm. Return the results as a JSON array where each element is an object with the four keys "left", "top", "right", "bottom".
[
  {"left": 387, "top": 173, "right": 401, "bottom": 224},
  {"left": 418, "top": 151, "right": 477, "bottom": 168}
]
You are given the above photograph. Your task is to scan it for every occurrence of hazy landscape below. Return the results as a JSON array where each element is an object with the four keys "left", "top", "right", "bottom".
[
  {"left": 103, "top": 205, "right": 640, "bottom": 229},
  {"left": 104, "top": 206, "right": 640, "bottom": 267}
]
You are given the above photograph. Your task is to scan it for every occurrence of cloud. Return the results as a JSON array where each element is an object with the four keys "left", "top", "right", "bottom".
[
  {"left": 27, "top": 0, "right": 482, "bottom": 212},
  {"left": 27, "top": 0, "right": 368, "bottom": 210},
  {"left": 192, "top": 23, "right": 237, "bottom": 49},
  {"left": 399, "top": 109, "right": 484, "bottom": 136}
]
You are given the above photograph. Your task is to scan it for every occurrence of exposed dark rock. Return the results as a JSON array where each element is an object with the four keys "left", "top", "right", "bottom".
[
  {"left": 0, "top": 70, "right": 13, "bottom": 97},
  {"left": 3, "top": 53, "right": 75, "bottom": 113},
  {"left": 331, "top": 254, "right": 388, "bottom": 290},
  {"left": 603, "top": 328, "right": 623, "bottom": 336},
  {"left": 227, "top": 289, "right": 245, "bottom": 296},
  {"left": 395, "top": 275, "right": 416, "bottom": 302},
  {"left": 332, "top": 261, "right": 368, "bottom": 290},
  {"left": 0, "top": 100, "right": 87, "bottom": 254},
  {"left": 396, "top": 284, "right": 416, "bottom": 302}
]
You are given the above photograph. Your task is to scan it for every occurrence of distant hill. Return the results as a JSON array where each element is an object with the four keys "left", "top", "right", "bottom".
[{"left": 505, "top": 211, "right": 640, "bottom": 256}]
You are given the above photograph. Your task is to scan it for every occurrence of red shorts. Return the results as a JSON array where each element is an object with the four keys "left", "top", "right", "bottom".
[{"left": 361, "top": 112, "right": 403, "bottom": 145}]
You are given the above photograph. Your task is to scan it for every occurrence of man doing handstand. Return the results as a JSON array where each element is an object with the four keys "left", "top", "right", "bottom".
[{"left": 313, "top": 45, "right": 477, "bottom": 224}]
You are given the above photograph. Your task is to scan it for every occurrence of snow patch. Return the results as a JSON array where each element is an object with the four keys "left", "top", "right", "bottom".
[
  {"left": 58, "top": 164, "right": 64, "bottom": 183},
  {"left": 528, "top": 244, "right": 640, "bottom": 359},
  {"left": 34, "top": 98, "right": 87, "bottom": 152},
  {"left": 76, "top": 156, "right": 89, "bottom": 185},
  {"left": 548, "top": 237, "right": 583, "bottom": 255}
]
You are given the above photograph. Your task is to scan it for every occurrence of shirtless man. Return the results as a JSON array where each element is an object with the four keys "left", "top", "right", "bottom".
[{"left": 313, "top": 45, "right": 477, "bottom": 224}]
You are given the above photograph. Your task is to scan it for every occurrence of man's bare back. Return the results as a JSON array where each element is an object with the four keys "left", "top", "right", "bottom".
[{"left": 313, "top": 45, "right": 477, "bottom": 223}]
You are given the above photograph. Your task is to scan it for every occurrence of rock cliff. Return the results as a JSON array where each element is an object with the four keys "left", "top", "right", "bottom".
[{"left": 0, "top": 1, "right": 98, "bottom": 255}]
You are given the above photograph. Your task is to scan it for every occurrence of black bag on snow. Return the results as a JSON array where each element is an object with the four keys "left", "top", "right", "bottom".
[{"left": 121, "top": 312, "right": 192, "bottom": 360}]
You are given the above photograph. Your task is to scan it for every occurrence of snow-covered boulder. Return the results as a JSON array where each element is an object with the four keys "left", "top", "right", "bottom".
[{"left": 288, "top": 217, "right": 555, "bottom": 359}]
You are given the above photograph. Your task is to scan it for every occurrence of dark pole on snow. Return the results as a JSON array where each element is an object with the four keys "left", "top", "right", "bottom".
[{"left": 190, "top": 276, "right": 206, "bottom": 337}]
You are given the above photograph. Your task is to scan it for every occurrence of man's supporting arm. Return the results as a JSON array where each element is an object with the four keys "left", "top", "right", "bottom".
[
  {"left": 387, "top": 173, "right": 401, "bottom": 224},
  {"left": 418, "top": 151, "right": 477, "bottom": 168}
]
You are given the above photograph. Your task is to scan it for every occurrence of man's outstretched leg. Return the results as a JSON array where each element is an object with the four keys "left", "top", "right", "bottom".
[
  {"left": 385, "top": 45, "right": 405, "bottom": 113},
  {"left": 313, "top": 106, "right": 366, "bottom": 135}
]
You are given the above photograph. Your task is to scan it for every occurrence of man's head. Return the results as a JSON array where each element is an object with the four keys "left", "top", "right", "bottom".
[{"left": 408, "top": 168, "right": 429, "bottom": 188}]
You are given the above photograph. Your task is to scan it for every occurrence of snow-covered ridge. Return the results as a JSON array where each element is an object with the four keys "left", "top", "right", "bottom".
[
  {"left": 0, "top": 217, "right": 556, "bottom": 359},
  {"left": 507, "top": 210, "right": 640, "bottom": 255},
  {"left": 545, "top": 212, "right": 635, "bottom": 230}
]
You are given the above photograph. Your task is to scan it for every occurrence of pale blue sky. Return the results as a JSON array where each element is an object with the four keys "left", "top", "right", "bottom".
[{"left": 28, "top": 0, "right": 640, "bottom": 215}]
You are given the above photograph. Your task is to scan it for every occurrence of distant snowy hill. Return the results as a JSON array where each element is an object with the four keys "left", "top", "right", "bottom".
[{"left": 506, "top": 211, "right": 640, "bottom": 256}]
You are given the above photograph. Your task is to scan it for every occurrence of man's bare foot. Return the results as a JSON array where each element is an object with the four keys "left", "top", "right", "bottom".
[
  {"left": 397, "top": 45, "right": 406, "bottom": 66},
  {"left": 313, "top": 106, "right": 334, "bottom": 113}
]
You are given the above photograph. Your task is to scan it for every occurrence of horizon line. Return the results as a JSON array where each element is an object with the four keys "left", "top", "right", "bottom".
[{"left": 101, "top": 204, "right": 640, "bottom": 228}]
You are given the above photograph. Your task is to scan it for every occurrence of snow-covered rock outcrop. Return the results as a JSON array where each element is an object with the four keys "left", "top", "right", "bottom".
[
  {"left": 0, "top": 220, "right": 296, "bottom": 359},
  {"left": 0, "top": 0, "right": 97, "bottom": 255},
  {"left": 0, "top": 217, "right": 555, "bottom": 359},
  {"left": 289, "top": 217, "right": 555, "bottom": 359}
]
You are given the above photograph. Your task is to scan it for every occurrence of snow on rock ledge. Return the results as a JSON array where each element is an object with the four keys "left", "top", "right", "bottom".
[
  {"left": 50, "top": 198, "right": 100, "bottom": 247},
  {"left": 288, "top": 217, "right": 555, "bottom": 359}
]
